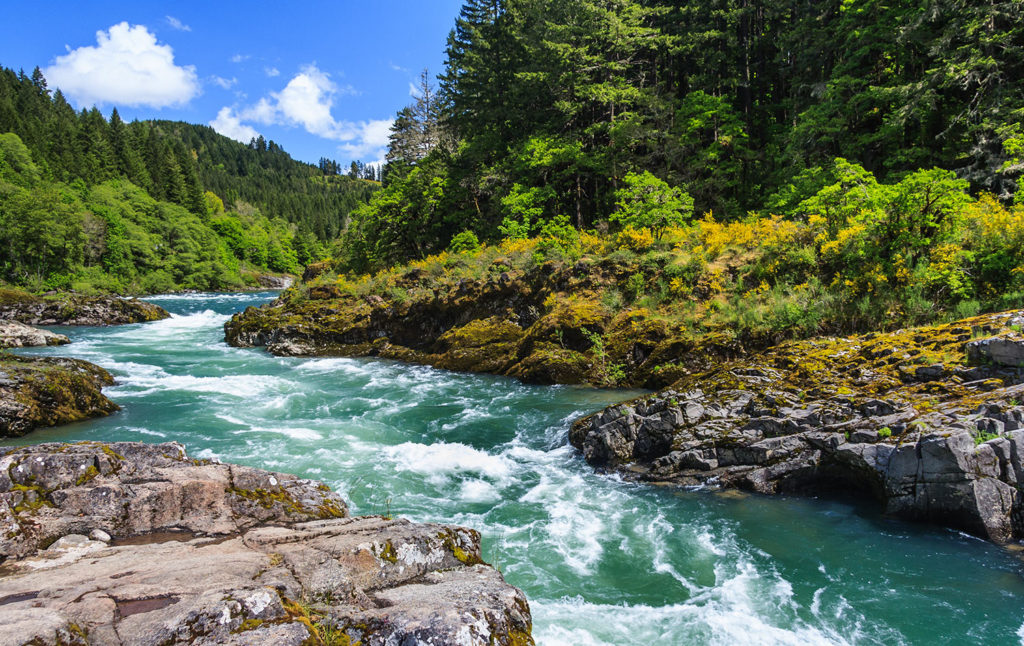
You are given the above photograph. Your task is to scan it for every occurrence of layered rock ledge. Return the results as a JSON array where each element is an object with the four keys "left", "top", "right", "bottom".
[
  {"left": 0, "top": 293, "right": 168, "bottom": 326},
  {"left": 571, "top": 310, "right": 1024, "bottom": 544},
  {"left": 0, "top": 355, "right": 118, "bottom": 437},
  {"left": 0, "top": 442, "right": 534, "bottom": 646}
]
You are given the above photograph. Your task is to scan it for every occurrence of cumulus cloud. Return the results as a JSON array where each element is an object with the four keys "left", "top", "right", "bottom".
[
  {"left": 166, "top": 16, "right": 191, "bottom": 31},
  {"left": 209, "top": 107, "right": 259, "bottom": 143},
  {"left": 211, "top": 64, "right": 391, "bottom": 162},
  {"left": 264, "top": 66, "right": 280, "bottom": 77},
  {"left": 44, "top": 22, "right": 199, "bottom": 108},
  {"left": 272, "top": 65, "right": 346, "bottom": 137},
  {"left": 230, "top": 54, "right": 249, "bottom": 63}
]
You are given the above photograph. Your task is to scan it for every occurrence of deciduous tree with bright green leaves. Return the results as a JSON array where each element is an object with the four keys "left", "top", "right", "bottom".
[{"left": 609, "top": 171, "right": 694, "bottom": 239}]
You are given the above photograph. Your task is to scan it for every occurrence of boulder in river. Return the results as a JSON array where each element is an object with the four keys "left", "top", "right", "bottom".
[
  {"left": 0, "top": 442, "right": 534, "bottom": 646},
  {"left": 0, "top": 355, "right": 118, "bottom": 437},
  {"left": 0, "top": 320, "right": 69, "bottom": 348},
  {"left": 0, "top": 292, "right": 168, "bottom": 326}
]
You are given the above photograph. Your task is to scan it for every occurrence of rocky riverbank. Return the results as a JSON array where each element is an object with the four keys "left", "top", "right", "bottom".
[
  {"left": 0, "top": 291, "right": 168, "bottom": 326},
  {"left": 0, "top": 320, "right": 69, "bottom": 348},
  {"left": 224, "top": 259, "right": 731, "bottom": 387},
  {"left": 0, "top": 355, "right": 118, "bottom": 437},
  {"left": 0, "top": 441, "right": 533, "bottom": 646},
  {"left": 571, "top": 310, "right": 1024, "bottom": 543}
]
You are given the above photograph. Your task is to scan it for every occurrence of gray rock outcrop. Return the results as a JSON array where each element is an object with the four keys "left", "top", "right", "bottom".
[
  {"left": 0, "top": 320, "right": 69, "bottom": 348},
  {"left": 571, "top": 311, "right": 1024, "bottom": 544},
  {"left": 0, "top": 295, "right": 168, "bottom": 326},
  {"left": 0, "top": 442, "right": 534, "bottom": 646},
  {"left": 571, "top": 386, "right": 1024, "bottom": 543}
]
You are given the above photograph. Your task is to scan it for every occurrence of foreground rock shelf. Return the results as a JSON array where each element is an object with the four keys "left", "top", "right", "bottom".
[
  {"left": 572, "top": 310, "right": 1024, "bottom": 543},
  {"left": 0, "top": 442, "right": 533, "bottom": 646}
]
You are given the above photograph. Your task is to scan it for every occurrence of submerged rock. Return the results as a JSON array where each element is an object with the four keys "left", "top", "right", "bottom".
[
  {"left": 0, "top": 320, "right": 69, "bottom": 348},
  {"left": 0, "top": 355, "right": 118, "bottom": 437},
  {"left": 0, "top": 442, "right": 534, "bottom": 646},
  {"left": 571, "top": 311, "right": 1024, "bottom": 544},
  {"left": 0, "top": 294, "right": 168, "bottom": 326}
]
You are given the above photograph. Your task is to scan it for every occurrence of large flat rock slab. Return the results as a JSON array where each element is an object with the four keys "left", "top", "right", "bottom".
[{"left": 0, "top": 442, "right": 533, "bottom": 645}]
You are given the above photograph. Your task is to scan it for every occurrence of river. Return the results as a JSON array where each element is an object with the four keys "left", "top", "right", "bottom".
[{"left": 6, "top": 292, "right": 1024, "bottom": 645}]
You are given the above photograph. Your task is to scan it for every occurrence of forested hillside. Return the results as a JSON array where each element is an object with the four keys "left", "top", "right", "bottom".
[
  {"left": 343, "top": 0, "right": 1024, "bottom": 271},
  {"left": 0, "top": 66, "right": 377, "bottom": 293}
]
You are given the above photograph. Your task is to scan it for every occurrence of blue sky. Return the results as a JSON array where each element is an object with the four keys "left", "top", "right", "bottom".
[{"left": 0, "top": 1, "right": 465, "bottom": 165}]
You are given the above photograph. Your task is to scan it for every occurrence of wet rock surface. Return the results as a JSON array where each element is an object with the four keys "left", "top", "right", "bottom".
[
  {"left": 571, "top": 310, "right": 1024, "bottom": 544},
  {"left": 0, "top": 320, "right": 69, "bottom": 348},
  {"left": 0, "top": 294, "right": 168, "bottom": 326},
  {"left": 0, "top": 355, "right": 117, "bottom": 437},
  {"left": 0, "top": 442, "right": 533, "bottom": 646}
]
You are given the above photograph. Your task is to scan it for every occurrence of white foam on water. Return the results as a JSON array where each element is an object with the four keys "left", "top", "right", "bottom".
[
  {"left": 384, "top": 441, "right": 514, "bottom": 487},
  {"left": 1017, "top": 621, "right": 1024, "bottom": 645},
  {"left": 531, "top": 595, "right": 847, "bottom": 646},
  {"left": 120, "top": 372, "right": 287, "bottom": 398},
  {"left": 441, "top": 404, "right": 493, "bottom": 430},
  {"left": 521, "top": 474, "right": 616, "bottom": 576},
  {"left": 131, "top": 309, "right": 228, "bottom": 338},
  {"left": 194, "top": 448, "right": 218, "bottom": 460},
  {"left": 132, "top": 428, "right": 168, "bottom": 438},
  {"left": 144, "top": 291, "right": 276, "bottom": 303},
  {"left": 460, "top": 479, "right": 500, "bottom": 503},
  {"left": 294, "top": 357, "right": 375, "bottom": 376}
]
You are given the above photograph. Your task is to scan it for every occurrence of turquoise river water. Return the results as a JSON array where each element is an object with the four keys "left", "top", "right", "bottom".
[{"left": 6, "top": 292, "right": 1024, "bottom": 644}]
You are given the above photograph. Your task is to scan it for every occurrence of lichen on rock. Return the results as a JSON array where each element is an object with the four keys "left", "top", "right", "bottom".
[
  {"left": 0, "top": 442, "right": 534, "bottom": 646},
  {"left": 570, "top": 309, "right": 1024, "bottom": 544},
  {"left": 0, "top": 354, "right": 118, "bottom": 437}
]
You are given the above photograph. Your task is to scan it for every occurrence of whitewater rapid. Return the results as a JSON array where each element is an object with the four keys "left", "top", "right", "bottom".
[{"left": 8, "top": 292, "right": 1024, "bottom": 645}]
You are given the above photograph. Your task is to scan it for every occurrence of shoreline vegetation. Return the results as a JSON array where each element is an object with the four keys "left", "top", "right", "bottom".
[{"left": 227, "top": 165, "right": 1024, "bottom": 389}]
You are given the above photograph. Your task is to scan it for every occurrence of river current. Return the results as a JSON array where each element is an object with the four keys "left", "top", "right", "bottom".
[{"left": 6, "top": 292, "right": 1024, "bottom": 644}]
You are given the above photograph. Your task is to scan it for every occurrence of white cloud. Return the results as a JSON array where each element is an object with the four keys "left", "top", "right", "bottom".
[
  {"left": 272, "top": 65, "right": 344, "bottom": 138},
  {"left": 241, "top": 97, "right": 278, "bottom": 124},
  {"left": 338, "top": 119, "right": 394, "bottom": 165},
  {"left": 264, "top": 66, "right": 280, "bottom": 77},
  {"left": 408, "top": 81, "right": 421, "bottom": 98},
  {"left": 44, "top": 22, "right": 199, "bottom": 108},
  {"left": 209, "top": 107, "right": 259, "bottom": 143},
  {"left": 211, "top": 64, "right": 392, "bottom": 162},
  {"left": 230, "top": 54, "right": 250, "bottom": 63},
  {"left": 211, "top": 75, "right": 237, "bottom": 89},
  {"left": 166, "top": 16, "right": 191, "bottom": 32}
]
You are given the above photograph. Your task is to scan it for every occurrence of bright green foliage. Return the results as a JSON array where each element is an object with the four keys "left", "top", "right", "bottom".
[
  {"left": 535, "top": 214, "right": 581, "bottom": 262},
  {"left": 448, "top": 230, "right": 481, "bottom": 253},
  {"left": 0, "top": 133, "right": 303, "bottom": 292},
  {"left": 610, "top": 171, "right": 694, "bottom": 239},
  {"left": 499, "top": 183, "right": 554, "bottom": 240}
]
